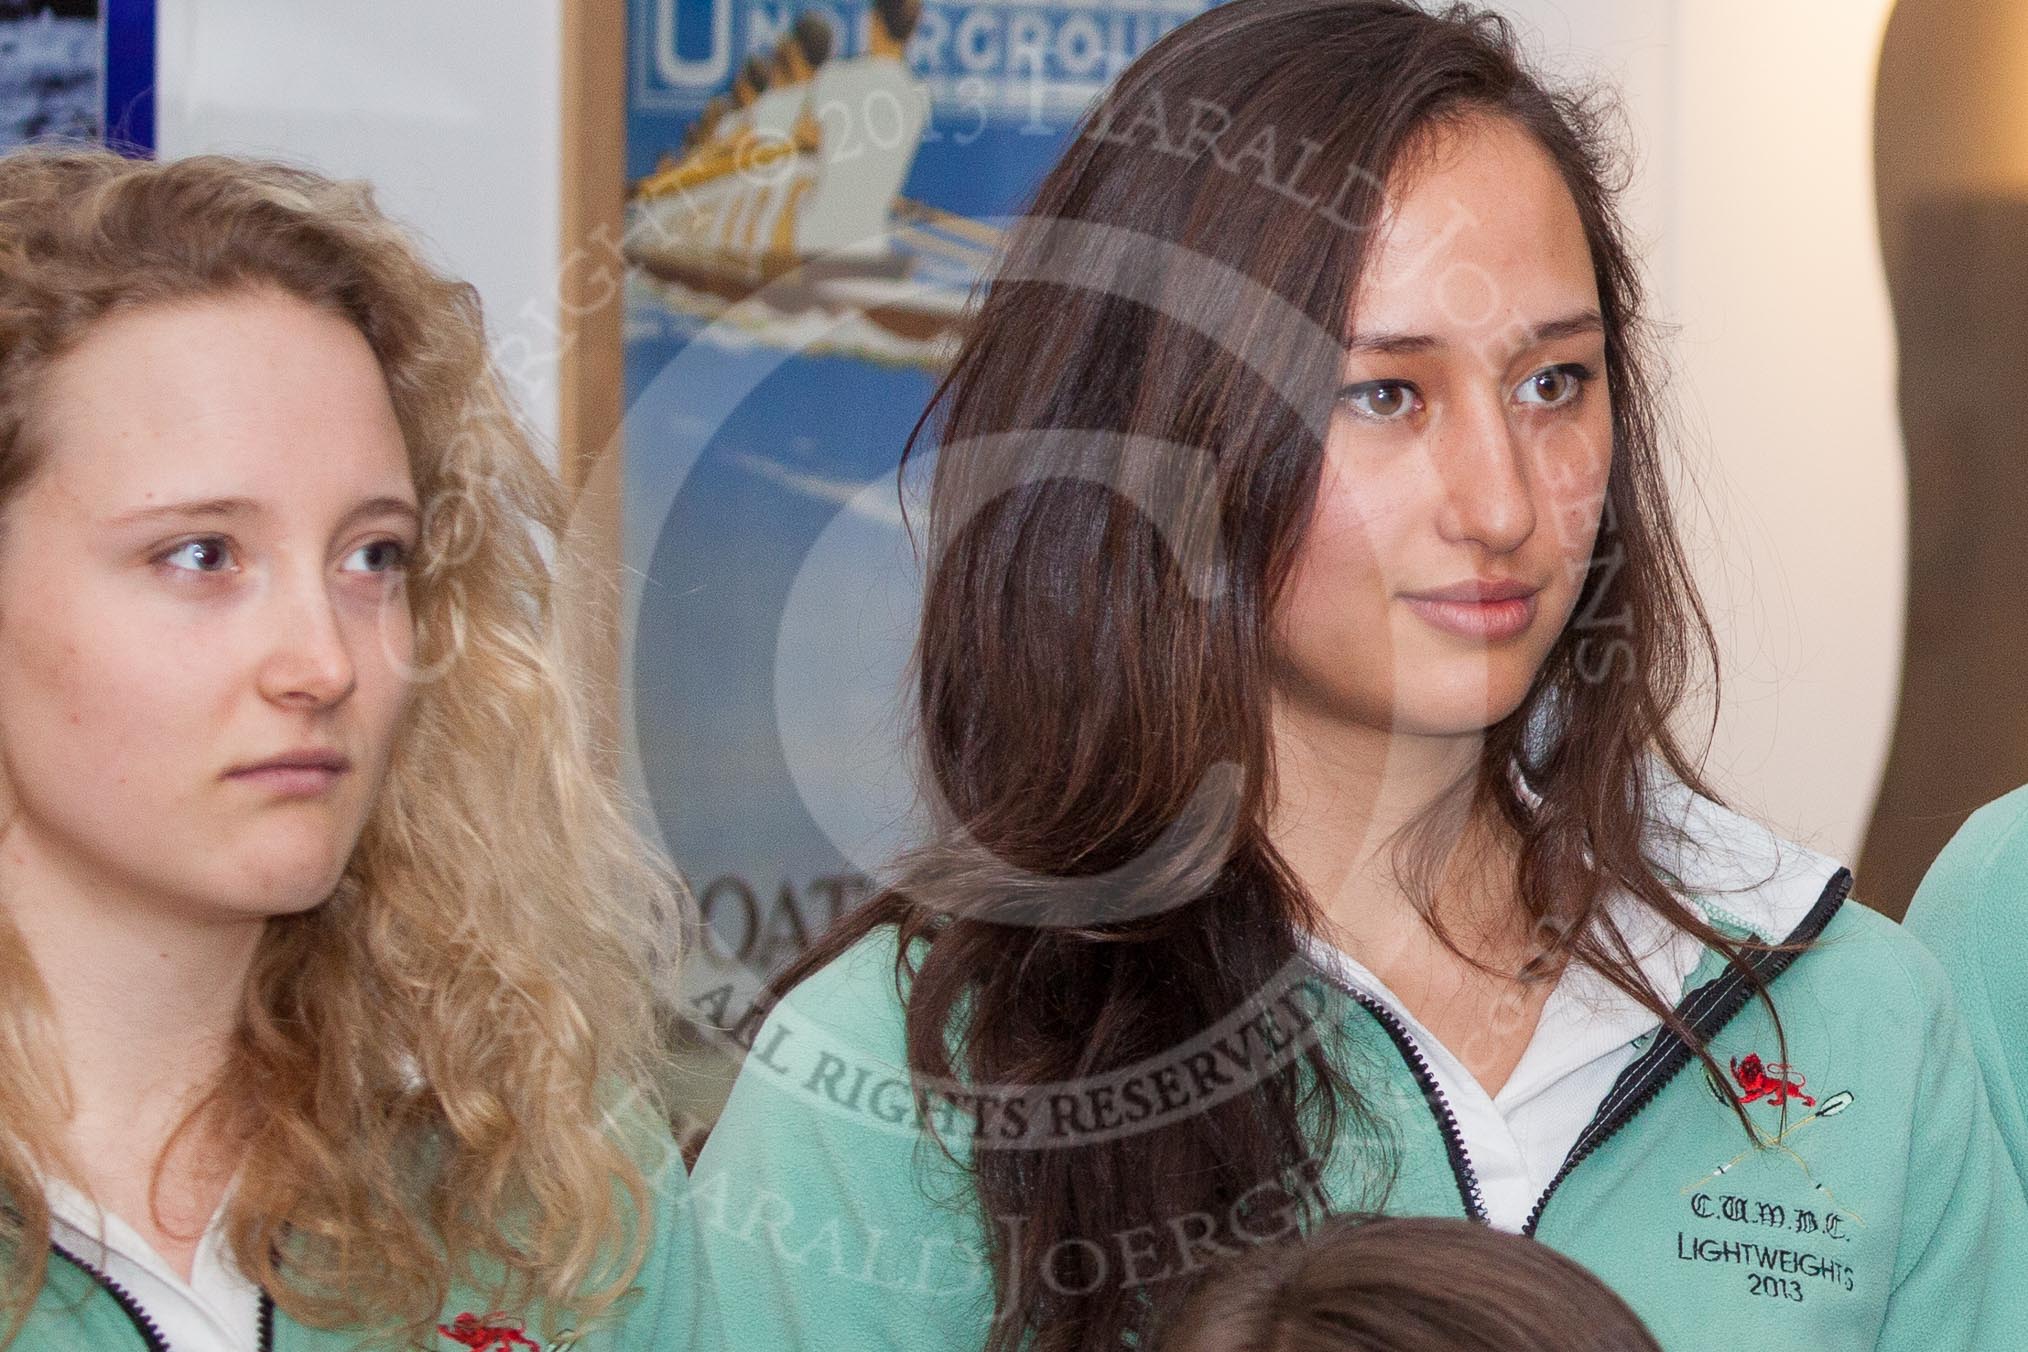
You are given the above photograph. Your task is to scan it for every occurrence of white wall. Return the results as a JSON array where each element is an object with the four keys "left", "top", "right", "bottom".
[
  {"left": 1499, "top": 0, "right": 1904, "bottom": 866},
  {"left": 1662, "top": 0, "right": 1903, "bottom": 865},
  {"left": 153, "top": 0, "right": 567, "bottom": 457}
]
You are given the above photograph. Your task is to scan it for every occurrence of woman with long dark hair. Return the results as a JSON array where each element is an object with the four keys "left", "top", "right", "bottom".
[{"left": 690, "top": 2, "right": 2026, "bottom": 1348}]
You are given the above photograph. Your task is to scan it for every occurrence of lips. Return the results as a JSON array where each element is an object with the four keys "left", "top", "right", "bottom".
[
  {"left": 224, "top": 749, "right": 352, "bottom": 797},
  {"left": 227, "top": 750, "right": 351, "bottom": 776},
  {"left": 1400, "top": 579, "right": 1542, "bottom": 642},
  {"left": 1402, "top": 578, "right": 1541, "bottom": 604}
]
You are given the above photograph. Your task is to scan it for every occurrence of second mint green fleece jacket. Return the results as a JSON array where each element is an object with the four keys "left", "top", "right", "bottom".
[{"left": 1905, "top": 783, "right": 2028, "bottom": 1188}]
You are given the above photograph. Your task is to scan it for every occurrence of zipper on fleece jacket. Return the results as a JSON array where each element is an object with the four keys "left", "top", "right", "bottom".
[
  {"left": 1339, "top": 987, "right": 1491, "bottom": 1222},
  {"left": 49, "top": 1240, "right": 278, "bottom": 1352},
  {"left": 1313, "top": 866, "right": 1853, "bottom": 1236},
  {"left": 49, "top": 1241, "right": 171, "bottom": 1352}
]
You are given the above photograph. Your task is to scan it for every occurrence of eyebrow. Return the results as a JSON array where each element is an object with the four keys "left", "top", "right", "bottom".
[
  {"left": 110, "top": 494, "right": 421, "bottom": 530},
  {"left": 1346, "top": 309, "right": 1605, "bottom": 356}
]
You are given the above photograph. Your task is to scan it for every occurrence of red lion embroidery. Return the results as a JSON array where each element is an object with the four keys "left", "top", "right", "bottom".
[
  {"left": 1731, "top": 1054, "right": 1815, "bottom": 1108},
  {"left": 436, "top": 1312, "right": 539, "bottom": 1351}
]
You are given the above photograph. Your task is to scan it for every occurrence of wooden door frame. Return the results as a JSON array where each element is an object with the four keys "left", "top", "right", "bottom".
[{"left": 558, "top": 0, "right": 627, "bottom": 770}]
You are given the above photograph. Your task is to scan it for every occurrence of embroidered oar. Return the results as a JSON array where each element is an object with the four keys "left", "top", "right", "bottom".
[{"left": 1679, "top": 1091, "right": 1865, "bottom": 1227}]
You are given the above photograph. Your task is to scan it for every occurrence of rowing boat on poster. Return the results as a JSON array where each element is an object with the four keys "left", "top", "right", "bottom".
[{"left": 623, "top": 46, "right": 996, "bottom": 359}]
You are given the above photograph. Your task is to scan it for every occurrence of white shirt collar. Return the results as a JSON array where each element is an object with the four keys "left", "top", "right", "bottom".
[
  {"left": 1301, "top": 765, "right": 1845, "bottom": 1103},
  {"left": 42, "top": 1172, "right": 264, "bottom": 1352},
  {"left": 1298, "top": 884, "right": 1700, "bottom": 1107},
  {"left": 1640, "top": 769, "right": 1844, "bottom": 944}
]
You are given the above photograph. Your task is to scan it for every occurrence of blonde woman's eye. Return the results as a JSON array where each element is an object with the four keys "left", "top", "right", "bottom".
[
  {"left": 1515, "top": 363, "right": 1595, "bottom": 408},
  {"left": 160, "top": 537, "right": 234, "bottom": 573},
  {"left": 1338, "top": 380, "right": 1422, "bottom": 422},
  {"left": 343, "top": 539, "right": 409, "bottom": 573}
]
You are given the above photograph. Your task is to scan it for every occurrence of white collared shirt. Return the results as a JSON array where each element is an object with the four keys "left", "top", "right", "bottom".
[
  {"left": 1299, "top": 774, "right": 1842, "bottom": 1231},
  {"left": 44, "top": 1175, "right": 263, "bottom": 1352},
  {"left": 1300, "top": 893, "right": 1705, "bottom": 1231}
]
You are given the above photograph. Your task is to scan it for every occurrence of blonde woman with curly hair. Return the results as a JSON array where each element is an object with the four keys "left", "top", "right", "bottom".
[{"left": 0, "top": 147, "right": 696, "bottom": 1350}]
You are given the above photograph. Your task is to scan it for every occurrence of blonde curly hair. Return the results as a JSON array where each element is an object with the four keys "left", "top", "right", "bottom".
[{"left": 0, "top": 145, "right": 685, "bottom": 1343}]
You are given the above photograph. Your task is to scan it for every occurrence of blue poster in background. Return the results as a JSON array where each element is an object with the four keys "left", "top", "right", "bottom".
[{"left": 622, "top": 0, "right": 1215, "bottom": 998}]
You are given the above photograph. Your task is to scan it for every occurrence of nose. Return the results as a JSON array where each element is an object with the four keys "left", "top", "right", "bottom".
[
  {"left": 1431, "top": 393, "right": 1537, "bottom": 554},
  {"left": 255, "top": 564, "right": 358, "bottom": 709}
]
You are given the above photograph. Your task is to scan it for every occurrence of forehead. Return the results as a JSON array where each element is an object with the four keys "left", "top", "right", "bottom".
[
  {"left": 28, "top": 290, "right": 412, "bottom": 509},
  {"left": 1351, "top": 114, "right": 1599, "bottom": 341}
]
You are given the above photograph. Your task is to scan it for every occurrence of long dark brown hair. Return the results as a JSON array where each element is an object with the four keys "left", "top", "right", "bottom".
[
  {"left": 768, "top": 2, "right": 1783, "bottom": 1349},
  {"left": 1158, "top": 1214, "right": 1664, "bottom": 1352}
]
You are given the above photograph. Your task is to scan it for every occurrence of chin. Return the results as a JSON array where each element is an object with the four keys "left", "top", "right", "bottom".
[
  {"left": 1392, "top": 681, "right": 1536, "bottom": 737},
  {"left": 209, "top": 855, "right": 351, "bottom": 918}
]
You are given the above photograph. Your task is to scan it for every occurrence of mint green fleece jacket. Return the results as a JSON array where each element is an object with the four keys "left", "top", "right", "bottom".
[
  {"left": 1905, "top": 783, "right": 2028, "bottom": 1188},
  {"left": 17, "top": 1129, "right": 702, "bottom": 1352},
  {"left": 693, "top": 801, "right": 2028, "bottom": 1350}
]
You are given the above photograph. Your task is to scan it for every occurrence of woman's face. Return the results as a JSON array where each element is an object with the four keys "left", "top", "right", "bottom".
[
  {"left": 0, "top": 288, "right": 418, "bottom": 923},
  {"left": 1273, "top": 113, "right": 1615, "bottom": 739}
]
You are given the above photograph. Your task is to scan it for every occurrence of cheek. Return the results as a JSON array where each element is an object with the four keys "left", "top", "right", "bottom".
[
  {"left": 348, "top": 587, "right": 416, "bottom": 764},
  {"left": 1277, "top": 474, "right": 1397, "bottom": 648},
  {"left": 1285, "top": 452, "right": 1426, "bottom": 598},
  {"left": 1270, "top": 460, "right": 1423, "bottom": 715},
  {"left": 1287, "top": 505, "right": 1381, "bottom": 610},
  {"left": 0, "top": 588, "right": 216, "bottom": 816},
  {"left": 1533, "top": 418, "right": 1614, "bottom": 583}
]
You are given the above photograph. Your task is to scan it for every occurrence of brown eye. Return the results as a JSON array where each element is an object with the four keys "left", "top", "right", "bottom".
[
  {"left": 1515, "top": 363, "right": 1594, "bottom": 408},
  {"left": 1340, "top": 380, "right": 1420, "bottom": 422}
]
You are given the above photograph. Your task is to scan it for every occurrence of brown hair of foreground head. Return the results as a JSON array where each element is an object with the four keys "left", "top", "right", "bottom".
[{"left": 1159, "top": 1214, "right": 1664, "bottom": 1352}]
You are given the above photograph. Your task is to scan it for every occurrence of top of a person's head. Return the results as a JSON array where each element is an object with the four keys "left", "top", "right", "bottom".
[
  {"left": 0, "top": 146, "right": 488, "bottom": 517},
  {"left": 791, "top": 12, "right": 835, "bottom": 69},
  {"left": 870, "top": 0, "right": 922, "bottom": 46},
  {"left": 958, "top": 0, "right": 1629, "bottom": 401},
  {"left": 1159, "top": 1215, "right": 1664, "bottom": 1352}
]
